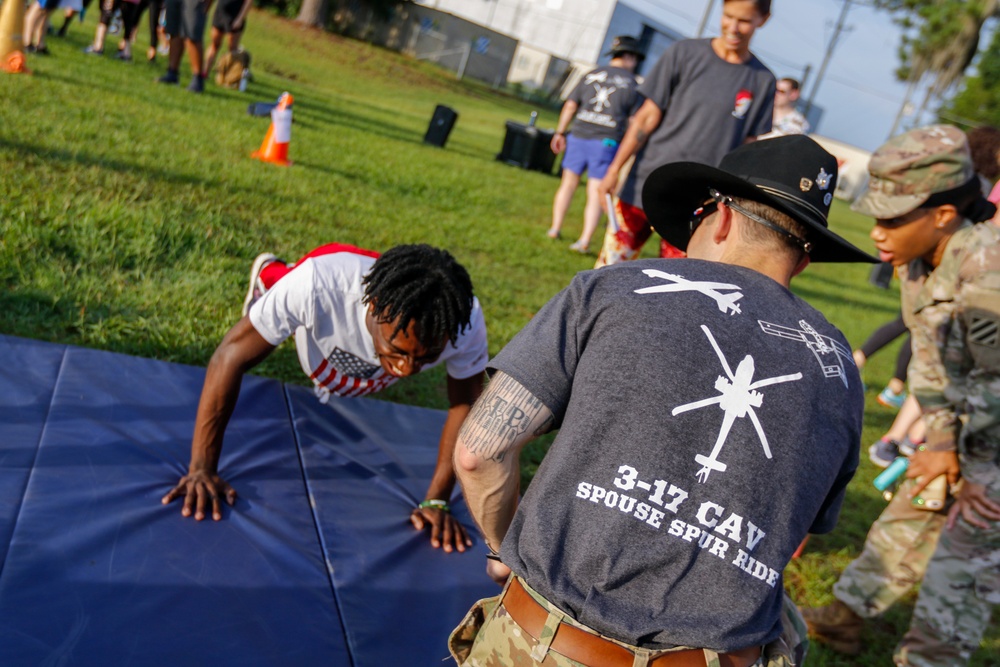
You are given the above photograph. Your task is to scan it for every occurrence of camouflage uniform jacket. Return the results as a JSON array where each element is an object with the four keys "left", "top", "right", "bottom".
[{"left": 899, "top": 222, "right": 1000, "bottom": 485}]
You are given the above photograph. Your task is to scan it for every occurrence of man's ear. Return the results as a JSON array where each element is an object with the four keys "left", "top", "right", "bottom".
[{"left": 713, "top": 203, "right": 734, "bottom": 245}]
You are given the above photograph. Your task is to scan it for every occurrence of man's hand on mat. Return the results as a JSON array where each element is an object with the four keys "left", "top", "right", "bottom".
[
  {"left": 162, "top": 471, "right": 237, "bottom": 521},
  {"left": 410, "top": 507, "right": 473, "bottom": 553}
]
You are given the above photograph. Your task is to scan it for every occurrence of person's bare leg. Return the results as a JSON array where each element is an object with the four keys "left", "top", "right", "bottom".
[
  {"left": 25, "top": 5, "right": 54, "bottom": 49},
  {"left": 549, "top": 169, "right": 580, "bottom": 238},
  {"left": 23, "top": 4, "right": 41, "bottom": 47},
  {"left": 91, "top": 21, "right": 108, "bottom": 51},
  {"left": 906, "top": 409, "right": 926, "bottom": 444},
  {"left": 578, "top": 176, "right": 605, "bottom": 249},
  {"left": 35, "top": 9, "right": 54, "bottom": 49},
  {"left": 57, "top": 8, "right": 75, "bottom": 36},
  {"left": 168, "top": 33, "right": 183, "bottom": 67},
  {"left": 185, "top": 38, "right": 203, "bottom": 77},
  {"left": 886, "top": 377, "right": 905, "bottom": 395},
  {"left": 227, "top": 28, "right": 242, "bottom": 52},
  {"left": 884, "top": 394, "right": 921, "bottom": 442},
  {"left": 202, "top": 26, "right": 222, "bottom": 77}
]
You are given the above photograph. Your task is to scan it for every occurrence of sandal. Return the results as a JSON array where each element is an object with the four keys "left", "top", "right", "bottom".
[{"left": 568, "top": 240, "right": 589, "bottom": 254}]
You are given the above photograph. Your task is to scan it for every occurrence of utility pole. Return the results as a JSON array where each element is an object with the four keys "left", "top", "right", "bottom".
[
  {"left": 696, "top": 0, "right": 713, "bottom": 37},
  {"left": 804, "top": 0, "right": 853, "bottom": 116}
]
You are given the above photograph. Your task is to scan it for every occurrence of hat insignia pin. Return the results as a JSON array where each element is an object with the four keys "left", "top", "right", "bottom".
[
  {"left": 816, "top": 168, "right": 831, "bottom": 191},
  {"left": 800, "top": 178, "right": 813, "bottom": 192}
]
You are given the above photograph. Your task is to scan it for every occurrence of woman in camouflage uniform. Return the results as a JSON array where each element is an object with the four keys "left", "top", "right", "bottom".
[{"left": 803, "top": 124, "right": 1000, "bottom": 666}]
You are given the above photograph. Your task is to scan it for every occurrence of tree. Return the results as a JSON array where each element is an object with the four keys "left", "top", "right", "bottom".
[
  {"left": 296, "top": 0, "right": 402, "bottom": 29},
  {"left": 872, "top": 0, "right": 998, "bottom": 132},
  {"left": 940, "top": 26, "right": 1000, "bottom": 126},
  {"left": 296, "top": 0, "right": 328, "bottom": 27}
]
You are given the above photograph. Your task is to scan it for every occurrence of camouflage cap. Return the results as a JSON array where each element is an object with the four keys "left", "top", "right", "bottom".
[{"left": 852, "top": 125, "right": 975, "bottom": 219}]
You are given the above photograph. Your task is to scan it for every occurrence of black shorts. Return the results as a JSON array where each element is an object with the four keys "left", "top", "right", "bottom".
[{"left": 212, "top": 0, "right": 245, "bottom": 32}]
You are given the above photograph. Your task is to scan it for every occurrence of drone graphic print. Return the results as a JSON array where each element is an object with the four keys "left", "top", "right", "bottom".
[
  {"left": 634, "top": 269, "right": 744, "bottom": 315},
  {"left": 673, "top": 325, "right": 802, "bottom": 483}
]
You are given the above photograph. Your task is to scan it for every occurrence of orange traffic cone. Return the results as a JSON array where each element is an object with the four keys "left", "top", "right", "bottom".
[
  {"left": 252, "top": 92, "right": 293, "bottom": 166},
  {"left": 0, "top": 0, "right": 28, "bottom": 74}
]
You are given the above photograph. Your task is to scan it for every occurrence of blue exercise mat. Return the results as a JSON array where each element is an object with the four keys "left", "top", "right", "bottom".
[
  {"left": 290, "top": 390, "right": 496, "bottom": 665},
  {"left": 0, "top": 335, "right": 496, "bottom": 667},
  {"left": 0, "top": 335, "right": 65, "bottom": 568}
]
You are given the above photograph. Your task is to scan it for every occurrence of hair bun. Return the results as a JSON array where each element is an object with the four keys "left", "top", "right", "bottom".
[{"left": 963, "top": 196, "right": 997, "bottom": 224}]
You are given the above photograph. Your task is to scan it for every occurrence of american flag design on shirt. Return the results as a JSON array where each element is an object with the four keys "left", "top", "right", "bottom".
[{"left": 309, "top": 347, "right": 397, "bottom": 398}]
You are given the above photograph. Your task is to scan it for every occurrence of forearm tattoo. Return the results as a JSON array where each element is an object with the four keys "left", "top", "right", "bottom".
[
  {"left": 461, "top": 374, "right": 548, "bottom": 462},
  {"left": 635, "top": 128, "right": 649, "bottom": 145}
]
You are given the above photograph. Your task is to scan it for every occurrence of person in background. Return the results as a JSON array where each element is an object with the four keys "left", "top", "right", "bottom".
[
  {"left": 54, "top": 0, "right": 91, "bottom": 38},
  {"left": 965, "top": 125, "right": 1000, "bottom": 227},
  {"left": 145, "top": 0, "right": 168, "bottom": 61},
  {"left": 761, "top": 77, "right": 809, "bottom": 137},
  {"left": 546, "top": 35, "right": 644, "bottom": 255},
  {"left": 83, "top": 0, "right": 147, "bottom": 61},
  {"left": 201, "top": 0, "right": 252, "bottom": 80},
  {"left": 594, "top": 0, "right": 775, "bottom": 267},
  {"left": 23, "top": 0, "right": 61, "bottom": 55},
  {"left": 157, "top": 0, "right": 212, "bottom": 92},
  {"left": 853, "top": 312, "right": 910, "bottom": 411}
]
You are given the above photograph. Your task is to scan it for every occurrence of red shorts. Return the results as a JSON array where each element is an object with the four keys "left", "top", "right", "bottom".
[{"left": 594, "top": 198, "right": 684, "bottom": 268}]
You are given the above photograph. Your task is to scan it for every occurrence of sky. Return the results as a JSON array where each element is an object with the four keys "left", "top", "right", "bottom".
[{"left": 622, "top": 0, "right": 930, "bottom": 151}]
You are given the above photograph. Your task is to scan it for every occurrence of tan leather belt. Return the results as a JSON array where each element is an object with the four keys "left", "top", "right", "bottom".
[{"left": 501, "top": 578, "right": 762, "bottom": 667}]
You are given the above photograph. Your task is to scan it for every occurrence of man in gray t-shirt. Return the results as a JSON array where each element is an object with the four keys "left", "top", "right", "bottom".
[
  {"left": 595, "top": 0, "right": 776, "bottom": 268},
  {"left": 450, "top": 135, "right": 876, "bottom": 666}
]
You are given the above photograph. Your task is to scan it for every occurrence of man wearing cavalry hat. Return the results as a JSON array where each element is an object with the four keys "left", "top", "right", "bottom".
[{"left": 449, "top": 135, "right": 875, "bottom": 667}]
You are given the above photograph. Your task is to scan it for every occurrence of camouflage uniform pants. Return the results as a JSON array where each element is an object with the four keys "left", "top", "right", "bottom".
[
  {"left": 833, "top": 479, "right": 947, "bottom": 617},
  {"left": 449, "top": 577, "right": 808, "bottom": 667},
  {"left": 894, "top": 472, "right": 1000, "bottom": 667}
]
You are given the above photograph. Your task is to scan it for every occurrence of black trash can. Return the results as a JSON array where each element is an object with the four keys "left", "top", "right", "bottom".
[
  {"left": 424, "top": 105, "right": 458, "bottom": 148},
  {"left": 496, "top": 121, "right": 556, "bottom": 174}
]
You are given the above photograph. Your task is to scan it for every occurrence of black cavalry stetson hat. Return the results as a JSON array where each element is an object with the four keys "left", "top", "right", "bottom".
[{"left": 642, "top": 135, "right": 877, "bottom": 263}]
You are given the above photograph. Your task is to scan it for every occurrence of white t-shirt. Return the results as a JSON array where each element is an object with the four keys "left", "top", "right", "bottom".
[{"left": 249, "top": 251, "right": 488, "bottom": 402}]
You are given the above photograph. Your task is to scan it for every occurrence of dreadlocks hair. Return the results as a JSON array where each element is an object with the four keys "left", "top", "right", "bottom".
[{"left": 362, "top": 244, "right": 475, "bottom": 350}]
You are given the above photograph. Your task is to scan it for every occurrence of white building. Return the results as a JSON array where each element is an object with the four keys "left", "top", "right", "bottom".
[{"left": 414, "top": 0, "right": 685, "bottom": 91}]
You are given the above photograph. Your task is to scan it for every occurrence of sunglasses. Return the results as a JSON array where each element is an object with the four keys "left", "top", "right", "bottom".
[{"left": 689, "top": 189, "right": 813, "bottom": 254}]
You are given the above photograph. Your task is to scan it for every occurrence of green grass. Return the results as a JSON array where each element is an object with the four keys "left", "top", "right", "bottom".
[{"left": 1, "top": 11, "right": 996, "bottom": 665}]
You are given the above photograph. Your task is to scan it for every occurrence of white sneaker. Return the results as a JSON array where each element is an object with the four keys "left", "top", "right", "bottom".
[{"left": 242, "top": 252, "right": 278, "bottom": 316}]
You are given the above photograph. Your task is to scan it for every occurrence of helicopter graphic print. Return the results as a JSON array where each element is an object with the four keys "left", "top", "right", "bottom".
[{"left": 672, "top": 325, "right": 802, "bottom": 483}]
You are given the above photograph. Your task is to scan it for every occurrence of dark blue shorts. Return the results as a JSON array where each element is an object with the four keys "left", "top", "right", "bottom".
[
  {"left": 561, "top": 134, "right": 619, "bottom": 179},
  {"left": 37, "top": 0, "right": 62, "bottom": 10}
]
